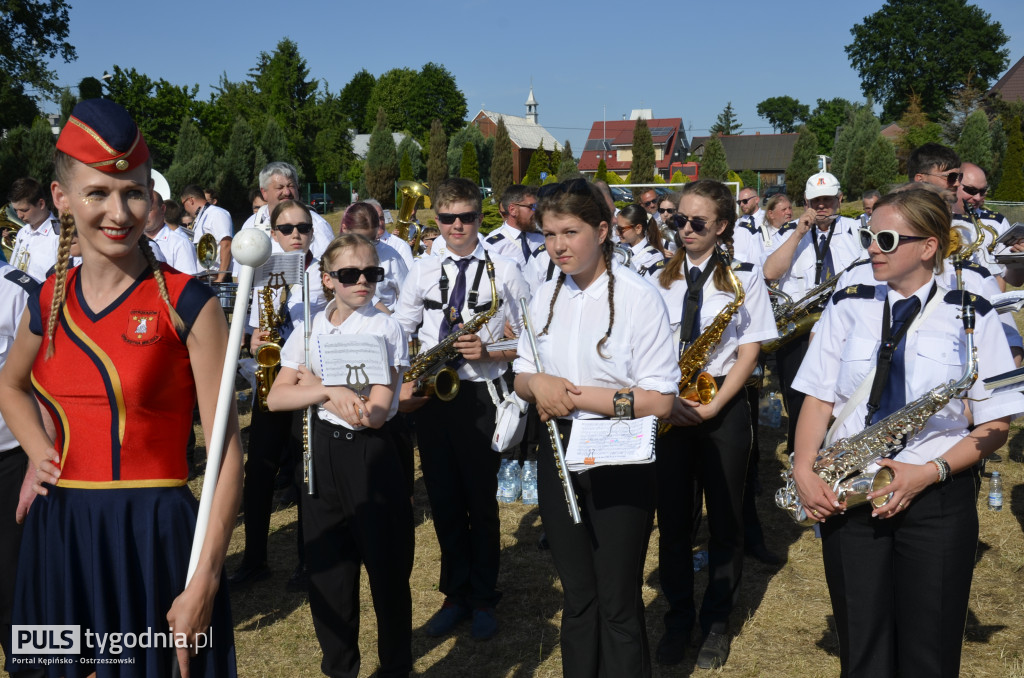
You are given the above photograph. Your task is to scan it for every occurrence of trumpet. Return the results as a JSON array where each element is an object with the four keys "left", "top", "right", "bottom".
[{"left": 1, "top": 204, "right": 26, "bottom": 270}]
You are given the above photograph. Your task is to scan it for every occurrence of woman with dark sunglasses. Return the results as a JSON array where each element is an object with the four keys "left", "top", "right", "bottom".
[
  {"left": 230, "top": 199, "right": 327, "bottom": 587},
  {"left": 791, "top": 186, "right": 1023, "bottom": 677},
  {"left": 657, "top": 196, "right": 679, "bottom": 254},
  {"left": 650, "top": 180, "right": 777, "bottom": 669},
  {"left": 615, "top": 204, "right": 666, "bottom": 276}
]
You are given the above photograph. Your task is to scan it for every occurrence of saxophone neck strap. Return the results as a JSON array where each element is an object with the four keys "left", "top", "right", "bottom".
[
  {"left": 679, "top": 260, "right": 715, "bottom": 352},
  {"left": 823, "top": 284, "right": 943, "bottom": 447}
]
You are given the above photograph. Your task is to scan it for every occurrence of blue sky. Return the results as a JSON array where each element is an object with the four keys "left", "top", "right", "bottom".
[{"left": 44, "top": 0, "right": 1023, "bottom": 165}]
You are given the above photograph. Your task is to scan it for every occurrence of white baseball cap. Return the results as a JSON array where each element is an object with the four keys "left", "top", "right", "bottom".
[{"left": 805, "top": 172, "right": 841, "bottom": 200}]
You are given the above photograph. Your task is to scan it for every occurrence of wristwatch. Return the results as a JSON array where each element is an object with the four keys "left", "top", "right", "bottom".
[{"left": 612, "top": 389, "right": 635, "bottom": 420}]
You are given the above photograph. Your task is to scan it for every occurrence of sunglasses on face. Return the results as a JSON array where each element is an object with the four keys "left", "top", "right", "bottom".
[
  {"left": 327, "top": 266, "right": 386, "bottom": 284},
  {"left": 512, "top": 202, "right": 537, "bottom": 212},
  {"left": 641, "top": 198, "right": 659, "bottom": 207},
  {"left": 436, "top": 211, "right": 478, "bottom": 225},
  {"left": 858, "top": 228, "right": 929, "bottom": 253},
  {"left": 658, "top": 207, "right": 677, "bottom": 214},
  {"left": 961, "top": 184, "right": 988, "bottom": 197},
  {"left": 273, "top": 223, "right": 312, "bottom": 235},
  {"left": 737, "top": 196, "right": 756, "bottom": 205},
  {"left": 924, "top": 170, "right": 962, "bottom": 186},
  {"left": 668, "top": 213, "right": 713, "bottom": 233}
]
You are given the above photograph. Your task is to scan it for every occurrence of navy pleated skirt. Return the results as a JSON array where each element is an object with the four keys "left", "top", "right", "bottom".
[{"left": 6, "top": 485, "right": 237, "bottom": 678}]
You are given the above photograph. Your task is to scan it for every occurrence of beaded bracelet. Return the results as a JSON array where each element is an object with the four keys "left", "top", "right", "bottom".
[{"left": 930, "top": 457, "right": 950, "bottom": 483}]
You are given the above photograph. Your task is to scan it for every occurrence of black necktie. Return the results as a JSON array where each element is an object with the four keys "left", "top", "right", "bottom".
[
  {"left": 680, "top": 266, "right": 704, "bottom": 346},
  {"left": 875, "top": 297, "right": 921, "bottom": 422},
  {"left": 819, "top": 233, "right": 835, "bottom": 280},
  {"left": 439, "top": 258, "right": 472, "bottom": 341},
  {"left": 520, "top": 233, "right": 532, "bottom": 263}
]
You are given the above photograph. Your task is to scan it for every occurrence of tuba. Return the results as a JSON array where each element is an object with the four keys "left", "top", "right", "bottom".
[
  {"left": 775, "top": 297, "right": 978, "bottom": 526},
  {"left": 253, "top": 273, "right": 288, "bottom": 411},
  {"left": 197, "top": 233, "right": 218, "bottom": 272},
  {"left": 404, "top": 256, "right": 499, "bottom": 400},
  {"left": 396, "top": 180, "right": 429, "bottom": 256},
  {"left": 659, "top": 244, "right": 744, "bottom": 435}
]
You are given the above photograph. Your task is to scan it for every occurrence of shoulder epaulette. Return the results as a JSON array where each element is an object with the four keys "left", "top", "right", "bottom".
[
  {"left": 736, "top": 217, "right": 758, "bottom": 234},
  {"left": 734, "top": 261, "right": 754, "bottom": 272},
  {"left": 942, "top": 289, "right": 993, "bottom": 316},
  {"left": 777, "top": 220, "right": 798, "bottom": 236},
  {"left": 531, "top": 243, "right": 547, "bottom": 257},
  {"left": 640, "top": 259, "right": 667, "bottom": 276},
  {"left": 958, "top": 260, "right": 992, "bottom": 278},
  {"left": 4, "top": 268, "right": 40, "bottom": 294},
  {"left": 485, "top": 232, "right": 506, "bottom": 245},
  {"left": 977, "top": 207, "right": 1004, "bottom": 221},
  {"left": 643, "top": 244, "right": 661, "bottom": 257},
  {"left": 831, "top": 284, "right": 876, "bottom": 305}
]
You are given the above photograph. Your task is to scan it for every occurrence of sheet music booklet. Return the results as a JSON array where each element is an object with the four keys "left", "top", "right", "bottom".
[{"left": 564, "top": 415, "right": 658, "bottom": 471}]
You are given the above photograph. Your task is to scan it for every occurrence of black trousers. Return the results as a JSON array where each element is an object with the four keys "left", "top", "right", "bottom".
[
  {"left": 821, "top": 468, "right": 978, "bottom": 678},
  {"left": 303, "top": 419, "right": 413, "bottom": 678},
  {"left": 241, "top": 405, "right": 304, "bottom": 567},
  {"left": 538, "top": 420, "right": 655, "bottom": 678},
  {"left": 416, "top": 380, "right": 502, "bottom": 608},
  {"left": 0, "top": 448, "right": 34, "bottom": 676},
  {"left": 742, "top": 382, "right": 766, "bottom": 547},
  {"left": 774, "top": 334, "right": 809, "bottom": 453},
  {"left": 656, "top": 387, "right": 751, "bottom": 636}
]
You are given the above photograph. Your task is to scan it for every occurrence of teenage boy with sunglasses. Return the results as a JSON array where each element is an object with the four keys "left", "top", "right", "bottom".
[
  {"left": 394, "top": 178, "right": 529, "bottom": 641},
  {"left": 762, "top": 172, "right": 863, "bottom": 454}
]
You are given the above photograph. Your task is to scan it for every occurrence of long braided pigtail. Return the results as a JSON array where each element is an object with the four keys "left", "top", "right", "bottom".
[
  {"left": 538, "top": 271, "right": 566, "bottom": 337},
  {"left": 597, "top": 242, "right": 616, "bottom": 358},
  {"left": 139, "top": 237, "right": 185, "bottom": 332},
  {"left": 44, "top": 212, "right": 76, "bottom": 359}
]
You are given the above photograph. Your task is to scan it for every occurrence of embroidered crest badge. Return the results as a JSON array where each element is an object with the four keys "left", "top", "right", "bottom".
[{"left": 124, "top": 310, "right": 160, "bottom": 345}]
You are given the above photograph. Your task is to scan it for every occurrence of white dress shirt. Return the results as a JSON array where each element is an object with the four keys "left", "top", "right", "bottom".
[
  {"left": 247, "top": 257, "right": 328, "bottom": 344},
  {"left": 373, "top": 239, "right": 409, "bottom": 311},
  {"left": 514, "top": 262, "right": 680, "bottom": 420},
  {"left": 148, "top": 224, "right": 198, "bottom": 274},
  {"left": 630, "top": 238, "right": 666, "bottom": 278},
  {"left": 380, "top": 230, "right": 414, "bottom": 270},
  {"left": 191, "top": 203, "right": 234, "bottom": 245},
  {"left": 240, "top": 206, "right": 334, "bottom": 260},
  {"left": 484, "top": 222, "right": 544, "bottom": 270},
  {"left": 770, "top": 216, "right": 865, "bottom": 297},
  {"left": 280, "top": 300, "right": 409, "bottom": 430},
  {"left": 0, "top": 264, "right": 39, "bottom": 451},
  {"left": 9, "top": 212, "right": 59, "bottom": 282}
]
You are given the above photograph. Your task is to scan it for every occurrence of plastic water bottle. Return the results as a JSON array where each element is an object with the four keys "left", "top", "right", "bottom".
[
  {"left": 692, "top": 550, "right": 709, "bottom": 572},
  {"left": 497, "top": 460, "right": 522, "bottom": 503},
  {"left": 521, "top": 460, "right": 538, "bottom": 504},
  {"left": 770, "top": 392, "right": 783, "bottom": 429},
  {"left": 758, "top": 394, "right": 771, "bottom": 427},
  {"left": 496, "top": 460, "right": 510, "bottom": 500},
  {"left": 988, "top": 471, "right": 1003, "bottom": 512}
]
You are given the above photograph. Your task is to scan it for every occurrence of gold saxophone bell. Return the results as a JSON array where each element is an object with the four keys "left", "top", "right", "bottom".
[
  {"left": 417, "top": 366, "right": 461, "bottom": 401},
  {"left": 254, "top": 341, "right": 281, "bottom": 409},
  {"left": 396, "top": 180, "right": 429, "bottom": 254},
  {"left": 946, "top": 226, "right": 963, "bottom": 259},
  {"left": 197, "top": 233, "right": 218, "bottom": 271},
  {"left": 680, "top": 372, "right": 717, "bottom": 404}
]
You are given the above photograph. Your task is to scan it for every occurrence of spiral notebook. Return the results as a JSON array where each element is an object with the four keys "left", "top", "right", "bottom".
[{"left": 564, "top": 415, "right": 658, "bottom": 471}]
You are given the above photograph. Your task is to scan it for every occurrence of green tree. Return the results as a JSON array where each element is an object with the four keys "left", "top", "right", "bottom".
[
  {"left": 942, "top": 79, "right": 986, "bottom": 144},
  {"left": 249, "top": 38, "right": 319, "bottom": 174},
  {"left": 399, "top": 151, "right": 413, "bottom": 181},
  {"left": 78, "top": 76, "right": 103, "bottom": 101},
  {"left": 57, "top": 87, "right": 76, "bottom": 125},
  {"left": 805, "top": 97, "right": 853, "bottom": 155},
  {"left": 756, "top": 96, "right": 810, "bottom": 133},
  {"left": 522, "top": 141, "right": 549, "bottom": 185},
  {"left": 166, "top": 119, "right": 216, "bottom": 196},
  {"left": 363, "top": 68, "right": 417, "bottom": 134},
  {"left": 956, "top": 109, "right": 994, "bottom": 170},
  {"left": 22, "top": 117, "right": 57, "bottom": 185},
  {"left": 338, "top": 69, "right": 376, "bottom": 134},
  {"left": 700, "top": 135, "right": 729, "bottom": 182},
  {"left": 595, "top": 158, "right": 608, "bottom": 183},
  {"left": 709, "top": 102, "right": 742, "bottom": 136},
  {"left": 309, "top": 88, "right": 354, "bottom": 183},
  {"left": 548, "top": 147, "right": 562, "bottom": 177},
  {"left": 896, "top": 94, "right": 943, "bottom": 167},
  {"left": 426, "top": 119, "right": 448, "bottom": 189},
  {"left": 365, "top": 108, "right": 399, "bottom": 207},
  {"left": 216, "top": 117, "right": 257, "bottom": 216},
  {"left": 0, "top": 71, "right": 40, "bottom": 133},
  {"left": 738, "top": 170, "right": 758, "bottom": 191},
  {"left": 396, "top": 134, "right": 424, "bottom": 181},
  {"left": 447, "top": 124, "right": 493, "bottom": 181},
  {"left": 557, "top": 140, "right": 582, "bottom": 180},
  {"left": 460, "top": 142, "right": 480, "bottom": 183},
  {"left": 407, "top": 62, "right": 468, "bottom": 139},
  {"left": 993, "top": 117, "right": 1023, "bottom": 201},
  {"left": 845, "top": 0, "right": 1010, "bottom": 120},
  {"left": 862, "top": 137, "right": 900, "bottom": 192},
  {"left": 490, "top": 118, "right": 514, "bottom": 200},
  {"left": 785, "top": 125, "right": 820, "bottom": 203},
  {"left": 200, "top": 74, "right": 258, "bottom": 152},
  {"left": 257, "top": 116, "right": 292, "bottom": 171},
  {"left": 630, "top": 118, "right": 655, "bottom": 185},
  {"left": 832, "top": 103, "right": 881, "bottom": 196},
  {"left": 670, "top": 170, "right": 689, "bottom": 185},
  {"left": 990, "top": 118, "right": 1007, "bottom": 188}
]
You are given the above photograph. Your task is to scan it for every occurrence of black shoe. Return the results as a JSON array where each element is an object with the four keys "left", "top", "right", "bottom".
[
  {"left": 424, "top": 601, "right": 471, "bottom": 637},
  {"left": 655, "top": 628, "right": 691, "bottom": 665},
  {"left": 286, "top": 563, "right": 308, "bottom": 592},
  {"left": 228, "top": 561, "right": 270, "bottom": 586},
  {"left": 696, "top": 631, "right": 731, "bottom": 669},
  {"left": 471, "top": 607, "right": 498, "bottom": 640},
  {"left": 745, "top": 542, "right": 785, "bottom": 566},
  {"left": 538, "top": 532, "right": 550, "bottom": 550}
]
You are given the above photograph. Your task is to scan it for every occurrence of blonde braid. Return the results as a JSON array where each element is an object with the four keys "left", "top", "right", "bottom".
[
  {"left": 139, "top": 237, "right": 185, "bottom": 331},
  {"left": 44, "top": 213, "right": 76, "bottom": 359},
  {"left": 597, "top": 244, "right": 615, "bottom": 358}
]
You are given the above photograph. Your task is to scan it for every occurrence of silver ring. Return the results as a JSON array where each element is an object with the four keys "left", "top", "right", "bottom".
[{"left": 358, "top": 407, "right": 364, "bottom": 419}]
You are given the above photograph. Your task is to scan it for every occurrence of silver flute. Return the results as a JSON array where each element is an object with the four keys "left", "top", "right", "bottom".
[{"left": 303, "top": 269, "right": 315, "bottom": 495}]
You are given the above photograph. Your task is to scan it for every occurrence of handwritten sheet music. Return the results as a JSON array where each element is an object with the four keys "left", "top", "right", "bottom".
[
  {"left": 564, "top": 415, "right": 658, "bottom": 471},
  {"left": 318, "top": 334, "right": 389, "bottom": 387},
  {"left": 254, "top": 252, "right": 305, "bottom": 287}
]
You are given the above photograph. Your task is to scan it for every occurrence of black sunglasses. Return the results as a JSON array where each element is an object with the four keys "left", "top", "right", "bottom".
[
  {"left": 961, "top": 184, "right": 988, "bottom": 198},
  {"left": 274, "top": 223, "right": 312, "bottom": 235},
  {"left": 327, "top": 266, "right": 385, "bottom": 284},
  {"left": 924, "top": 170, "right": 963, "bottom": 187},
  {"left": 737, "top": 196, "right": 756, "bottom": 205},
  {"left": 436, "top": 211, "right": 478, "bottom": 225},
  {"left": 858, "top": 228, "right": 929, "bottom": 253},
  {"left": 668, "top": 213, "right": 713, "bottom": 233},
  {"left": 658, "top": 207, "right": 677, "bottom": 214}
]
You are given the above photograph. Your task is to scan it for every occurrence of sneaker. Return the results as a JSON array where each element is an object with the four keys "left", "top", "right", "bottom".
[
  {"left": 471, "top": 607, "right": 498, "bottom": 641},
  {"left": 696, "top": 631, "right": 731, "bottom": 670},
  {"left": 424, "top": 601, "right": 471, "bottom": 637},
  {"left": 655, "top": 627, "right": 691, "bottom": 665}
]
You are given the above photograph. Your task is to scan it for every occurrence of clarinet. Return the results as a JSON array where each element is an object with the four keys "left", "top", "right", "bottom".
[
  {"left": 303, "top": 268, "right": 315, "bottom": 495},
  {"left": 519, "top": 298, "right": 582, "bottom": 525}
]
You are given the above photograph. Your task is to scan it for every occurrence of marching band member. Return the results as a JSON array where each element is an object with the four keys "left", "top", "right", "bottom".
[
  {"left": 0, "top": 98, "right": 239, "bottom": 675},
  {"left": 231, "top": 199, "right": 326, "bottom": 586},
  {"left": 394, "top": 178, "right": 528, "bottom": 641},
  {"left": 651, "top": 180, "right": 777, "bottom": 669},
  {"left": 657, "top": 195, "right": 679, "bottom": 254},
  {"left": 180, "top": 183, "right": 234, "bottom": 282},
  {"left": 368, "top": 198, "right": 415, "bottom": 270},
  {"left": 240, "top": 162, "right": 334, "bottom": 260},
  {"left": 615, "top": 203, "right": 666, "bottom": 277},
  {"left": 739, "top": 192, "right": 792, "bottom": 265},
  {"left": 267, "top": 233, "right": 413, "bottom": 678},
  {"left": 339, "top": 202, "right": 408, "bottom": 313},
  {"left": 513, "top": 178, "right": 679, "bottom": 677},
  {"left": 145, "top": 192, "right": 199, "bottom": 274},
  {"left": 484, "top": 185, "right": 543, "bottom": 270},
  {"left": 6, "top": 177, "right": 61, "bottom": 281},
  {"left": 791, "top": 187, "right": 1024, "bottom": 677}
]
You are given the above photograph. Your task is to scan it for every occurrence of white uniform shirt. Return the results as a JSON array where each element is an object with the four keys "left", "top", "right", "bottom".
[
  {"left": 484, "top": 222, "right": 544, "bottom": 270},
  {"left": 280, "top": 300, "right": 409, "bottom": 430},
  {"left": 630, "top": 238, "right": 666, "bottom": 278},
  {"left": 240, "top": 206, "right": 334, "bottom": 260},
  {"left": 653, "top": 257, "right": 778, "bottom": 377},
  {"left": 380, "top": 230, "right": 414, "bottom": 270},
  {"left": 524, "top": 244, "right": 559, "bottom": 294},
  {"left": 0, "top": 265, "right": 38, "bottom": 451},
  {"left": 247, "top": 257, "right": 328, "bottom": 344},
  {"left": 429, "top": 232, "right": 492, "bottom": 260},
  {"left": 148, "top": 225, "right": 198, "bottom": 274},
  {"left": 770, "top": 216, "right": 864, "bottom": 296},
  {"left": 191, "top": 203, "right": 234, "bottom": 245},
  {"left": 395, "top": 244, "right": 528, "bottom": 383},
  {"left": 9, "top": 212, "right": 59, "bottom": 282},
  {"left": 514, "top": 262, "right": 680, "bottom": 420},
  {"left": 736, "top": 215, "right": 785, "bottom": 266},
  {"left": 373, "top": 239, "right": 409, "bottom": 311},
  {"left": 793, "top": 278, "right": 1024, "bottom": 467}
]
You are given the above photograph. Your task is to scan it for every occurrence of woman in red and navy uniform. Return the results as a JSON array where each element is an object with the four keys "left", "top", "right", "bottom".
[{"left": 0, "top": 99, "right": 240, "bottom": 677}]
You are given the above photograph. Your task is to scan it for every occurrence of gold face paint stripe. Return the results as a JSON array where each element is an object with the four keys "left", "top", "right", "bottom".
[{"left": 30, "top": 373, "right": 70, "bottom": 465}]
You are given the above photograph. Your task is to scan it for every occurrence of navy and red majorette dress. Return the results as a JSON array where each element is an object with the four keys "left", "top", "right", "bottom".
[{"left": 7, "top": 265, "right": 237, "bottom": 678}]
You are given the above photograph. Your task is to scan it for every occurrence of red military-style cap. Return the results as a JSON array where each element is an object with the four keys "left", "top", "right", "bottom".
[{"left": 55, "top": 98, "right": 149, "bottom": 173}]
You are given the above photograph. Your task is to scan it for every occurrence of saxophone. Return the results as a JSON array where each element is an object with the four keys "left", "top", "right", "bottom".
[
  {"left": 775, "top": 298, "right": 979, "bottom": 526},
  {"left": 761, "top": 258, "right": 869, "bottom": 353},
  {"left": 404, "top": 256, "right": 499, "bottom": 400},
  {"left": 254, "top": 273, "right": 288, "bottom": 411},
  {"left": 658, "top": 244, "right": 744, "bottom": 436}
]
